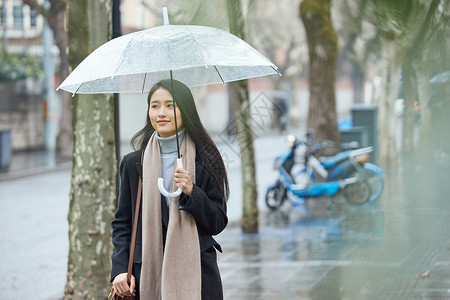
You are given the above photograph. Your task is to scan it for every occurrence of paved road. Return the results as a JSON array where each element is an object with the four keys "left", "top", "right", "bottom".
[
  {"left": 0, "top": 133, "right": 287, "bottom": 299},
  {"left": 0, "top": 170, "right": 70, "bottom": 299},
  {"left": 217, "top": 159, "right": 450, "bottom": 299},
  {"left": 2, "top": 133, "right": 450, "bottom": 299}
]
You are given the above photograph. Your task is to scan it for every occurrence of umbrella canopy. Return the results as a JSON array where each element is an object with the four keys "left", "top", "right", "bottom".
[
  {"left": 429, "top": 71, "right": 450, "bottom": 84},
  {"left": 58, "top": 8, "right": 280, "bottom": 197},
  {"left": 57, "top": 24, "right": 280, "bottom": 94}
]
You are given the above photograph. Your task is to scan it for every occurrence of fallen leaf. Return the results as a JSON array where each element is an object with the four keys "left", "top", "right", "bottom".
[{"left": 418, "top": 269, "right": 431, "bottom": 278}]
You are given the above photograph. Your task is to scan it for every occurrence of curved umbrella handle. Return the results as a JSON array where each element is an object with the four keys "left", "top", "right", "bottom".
[{"left": 158, "top": 158, "right": 183, "bottom": 198}]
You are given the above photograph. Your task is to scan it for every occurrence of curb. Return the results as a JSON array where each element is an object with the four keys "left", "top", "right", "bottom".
[{"left": 0, "top": 161, "right": 72, "bottom": 182}]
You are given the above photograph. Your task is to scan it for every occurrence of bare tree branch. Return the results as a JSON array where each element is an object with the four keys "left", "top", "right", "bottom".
[
  {"left": 407, "top": 0, "right": 440, "bottom": 56},
  {"left": 22, "top": 0, "right": 50, "bottom": 20}
]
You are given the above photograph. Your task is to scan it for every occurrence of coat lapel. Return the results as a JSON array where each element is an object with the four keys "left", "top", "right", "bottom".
[{"left": 136, "top": 162, "right": 143, "bottom": 179}]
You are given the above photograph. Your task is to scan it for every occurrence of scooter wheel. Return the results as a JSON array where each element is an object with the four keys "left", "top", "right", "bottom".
[
  {"left": 265, "top": 183, "right": 286, "bottom": 210},
  {"left": 343, "top": 179, "right": 371, "bottom": 205},
  {"left": 365, "top": 168, "right": 384, "bottom": 202}
]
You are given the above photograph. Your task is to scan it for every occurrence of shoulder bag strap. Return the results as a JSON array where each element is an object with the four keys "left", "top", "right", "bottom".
[{"left": 126, "top": 150, "right": 144, "bottom": 283}]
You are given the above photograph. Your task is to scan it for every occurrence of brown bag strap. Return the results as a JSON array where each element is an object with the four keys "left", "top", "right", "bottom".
[{"left": 126, "top": 150, "right": 144, "bottom": 283}]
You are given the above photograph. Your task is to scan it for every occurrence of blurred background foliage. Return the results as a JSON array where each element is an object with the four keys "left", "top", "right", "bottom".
[{"left": 0, "top": 49, "right": 43, "bottom": 82}]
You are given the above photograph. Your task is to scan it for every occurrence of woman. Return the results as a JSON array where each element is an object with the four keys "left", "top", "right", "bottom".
[{"left": 111, "top": 79, "right": 229, "bottom": 299}]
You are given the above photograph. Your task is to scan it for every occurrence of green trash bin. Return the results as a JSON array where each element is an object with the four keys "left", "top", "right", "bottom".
[
  {"left": 340, "top": 126, "right": 368, "bottom": 148},
  {"left": 0, "top": 129, "right": 12, "bottom": 169},
  {"left": 351, "top": 105, "right": 378, "bottom": 164}
]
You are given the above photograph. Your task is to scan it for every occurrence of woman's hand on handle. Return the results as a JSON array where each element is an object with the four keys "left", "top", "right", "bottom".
[
  {"left": 112, "top": 273, "right": 136, "bottom": 297},
  {"left": 174, "top": 168, "right": 193, "bottom": 196}
]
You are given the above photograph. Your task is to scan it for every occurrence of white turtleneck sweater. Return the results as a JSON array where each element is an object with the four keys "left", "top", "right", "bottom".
[{"left": 156, "top": 129, "right": 185, "bottom": 206}]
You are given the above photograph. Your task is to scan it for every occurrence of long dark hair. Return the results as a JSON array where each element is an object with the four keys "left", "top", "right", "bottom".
[{"left": 131, "top": 79, "right": 229, "bottom": 200}]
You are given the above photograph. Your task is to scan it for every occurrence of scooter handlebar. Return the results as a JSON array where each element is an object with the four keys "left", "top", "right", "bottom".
[{"left": 349, "top": 147, "right": 373, "bottom": 159}]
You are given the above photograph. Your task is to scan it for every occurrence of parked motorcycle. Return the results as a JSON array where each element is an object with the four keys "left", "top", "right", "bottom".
[
  {"left": 314, "top": 140, "right": 384, "bottom": 203},
  {"left": 265, "top": 133, "right": 384, "bottom": 210}
]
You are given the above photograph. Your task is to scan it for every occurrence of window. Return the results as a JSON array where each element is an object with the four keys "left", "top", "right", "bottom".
[
  {"left": 30, "top": 8, "right": 37, "bottom": 27},
  {"left": 13, "top": 5, "right": 23, "bottom": 28},
  {"left": 0, "top": 5, "right": 5, "bottom": 26}
]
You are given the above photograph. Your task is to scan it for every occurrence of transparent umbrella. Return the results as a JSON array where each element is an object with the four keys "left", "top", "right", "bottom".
[
  {"left": 57, "top": 9, "right": 279, "bottom": 95},
  {"left": 57, "top": 7, "right": 280, "bottom": 197}
]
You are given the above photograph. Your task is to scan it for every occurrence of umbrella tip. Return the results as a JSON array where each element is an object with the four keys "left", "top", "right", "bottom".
[{"left": 162, "top": 7, "right": 169, "bottom": 25}]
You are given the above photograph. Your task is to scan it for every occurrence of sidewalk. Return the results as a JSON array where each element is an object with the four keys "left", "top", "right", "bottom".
[
  {"left": 0, "top": 149, "right": 71, "bottom": 181},
  {"left": 2, "top": 138, "right": 450, "bottom": 299},
  {"left": 217, "top": 162, "right": 450, "bottom": 299}
]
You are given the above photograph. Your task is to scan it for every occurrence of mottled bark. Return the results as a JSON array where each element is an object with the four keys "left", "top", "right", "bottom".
[
  {"left": 226, "top": 0, "right": 258, "bottom": 233},
  {"left": 377, "top": 40, "right": 399, "bottom": 165},
  {"left": 401, "top": 62, "right": 416, "bottom": 155},
  {"left": 226, "top": 83, "right": 237, "bottom": 136},
  {"left": 415, "top": 59, "right": 432, "bottom": 156},
  {"left": 300, "top": 0, "right": 340, "bottom": 155},
  {"left": 65, "top": 0, "right": 116, "bottom": 299},
  {"left": 235, "top": 80, "right": 258, "bottom": 233}
]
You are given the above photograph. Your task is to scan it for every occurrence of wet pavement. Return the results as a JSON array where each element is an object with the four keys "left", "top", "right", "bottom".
[
  {"left": 0, "top": 170, "right": 71, "bottom": 299},
  {"left": 217, "top": 159, "right": 450, "bottom": 299},
  {"left": 2, "top": 135, "right": 450, "bottom": 299},
  {"left": 0, "top": 149, "right": 71, "bottom": 181}
]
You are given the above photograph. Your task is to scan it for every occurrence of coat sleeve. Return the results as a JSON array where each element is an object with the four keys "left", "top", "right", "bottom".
[
  {"left": 110, "top": 155, "right": 133, "bottom": 282},
  {"left": 179, "top": 161, "right": 228, "bottom": 236}
]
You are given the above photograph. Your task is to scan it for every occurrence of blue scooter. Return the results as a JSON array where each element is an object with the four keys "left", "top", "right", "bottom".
[
  {"left": 265, "top": 133, "right": 384, "bottom": 210},
  {"left": 314, "top": 140, "right": 384, "bottom": 203}
]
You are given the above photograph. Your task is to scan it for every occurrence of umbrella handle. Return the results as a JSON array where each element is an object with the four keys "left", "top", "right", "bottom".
[
  {"left": 162, "top": 7, "right": 169, "bottom": 25},
  {"left": 158, "top": 158, "right": 182, "bottom": 198}
]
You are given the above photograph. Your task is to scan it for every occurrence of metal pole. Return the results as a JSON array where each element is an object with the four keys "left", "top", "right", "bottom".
[
  {"left": 112, "top": 0, "right": 121, "bottom": 161},
  {"left": 1, "top": 0, "right": 7, "bottom": 49},
  {"left": 113, "top": 0, "right": 121, "bottom": 196},
  {"left": 43, "top": 0, "right": 56, "bottom": 151},
  {"left": 170, "top": 70, "right": 181, "bottom": 158}
]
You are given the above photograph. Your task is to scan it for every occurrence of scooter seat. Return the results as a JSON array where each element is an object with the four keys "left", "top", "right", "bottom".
[{"left": 319, "top": 151, "right": 352, "bottom": 168}]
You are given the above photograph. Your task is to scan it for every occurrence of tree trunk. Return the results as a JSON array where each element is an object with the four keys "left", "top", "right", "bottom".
[
  {"left": 352, "top": 61, "right": 365, "bottom": 104},
  {"left": 47, "top": 0, "right": 72, "bottom": 158},
  {"left": 226, "top": 83, "right": 237, "bottom": 136},
  {"left": 415, "top": 59, "right": 432, "bottom": 157},
  {"left": 22, "top": 0, "right": 73, "bottom": 157},
  {"left": 403, "top": 0, "right": 440, "bottom": 161},
  {"left": 300, "top": 0, "right": 340, "bottom": 154},
  {"left": 401, "top": 62, "right": 416, "bottom": 156},
  {"left": 377, "top": 40, "right": 399, "bottom": 165},
  {"left": 226, "top": 0, "right": 258, "bottom": 233},
  {"left": 65, "top": 1, "right": 116, "bottom": 298}
]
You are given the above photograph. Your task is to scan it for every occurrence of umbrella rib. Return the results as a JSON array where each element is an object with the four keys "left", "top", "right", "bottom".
[
  {"left": 187, "top": 30, "right": 208, "bottom": 67},
  {"left": 141, "top": 73, "right": 147, "bottom": 93},
  {"left": 72, "top": 82, "right": 84, "bottom": 97},
  {"left": 213, "top": 66, "right": 225, "bottom": 84},
  {"left": 272, "top": 66, "right": 282, "bottom": 76},
  {"left": 112, "top": 32, "right": 142, "bottom": 78}
]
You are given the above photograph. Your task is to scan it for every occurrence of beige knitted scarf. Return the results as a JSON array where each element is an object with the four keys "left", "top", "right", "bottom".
[{"left": 140, "top": 131, "right": 201, "bottom": 300}]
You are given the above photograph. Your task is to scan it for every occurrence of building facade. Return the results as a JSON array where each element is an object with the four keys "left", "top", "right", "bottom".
[
  {"left": 0, "top": 1, "right": 48, "bottom": 152},
  {"left": 0, "top": 0, "right": 45, "bottom": 54}
]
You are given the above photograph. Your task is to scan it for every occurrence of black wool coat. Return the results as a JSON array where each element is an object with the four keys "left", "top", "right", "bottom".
[{"left": 110, "top": 149, "right": 228, "bottom": 300}]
